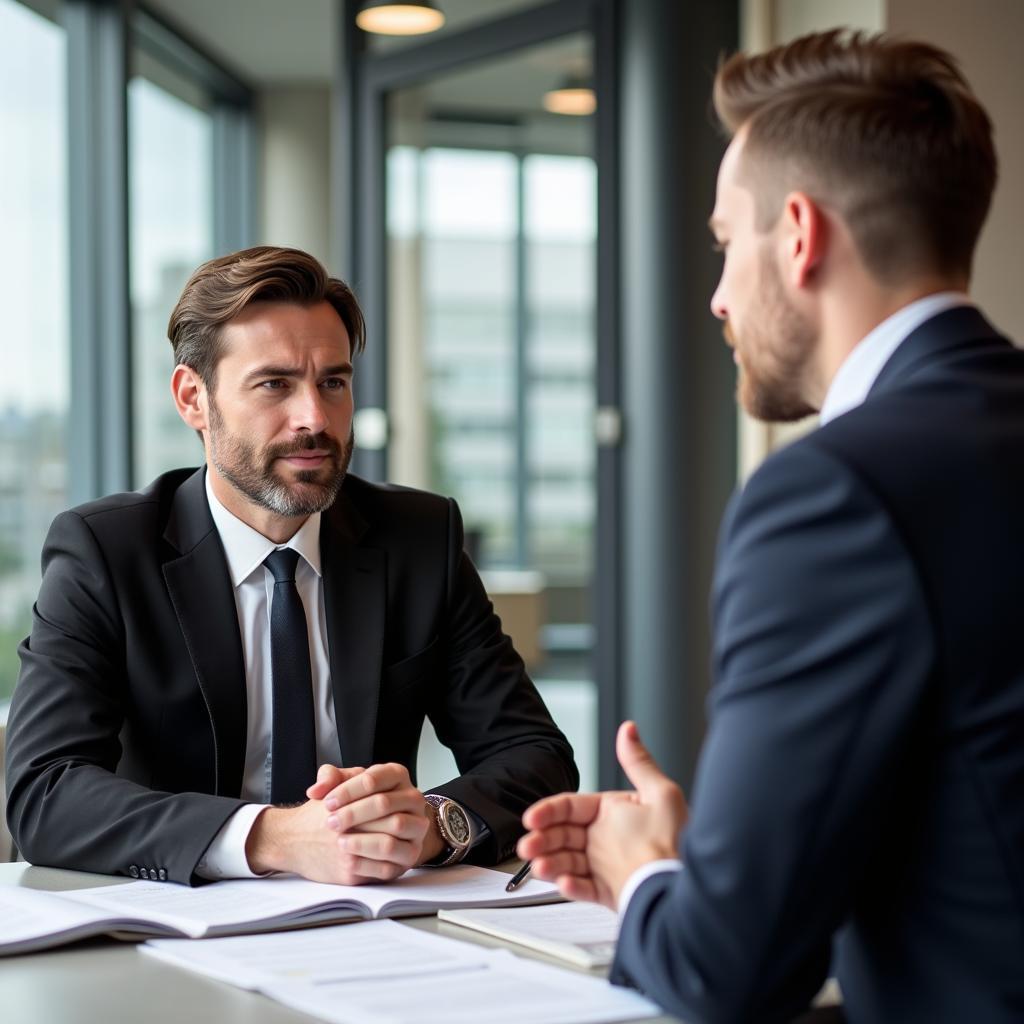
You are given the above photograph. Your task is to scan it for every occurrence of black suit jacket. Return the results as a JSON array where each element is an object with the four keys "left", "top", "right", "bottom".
[
  {"left": 5, "top": 469, "right": 577, "bottom": 884},
  {"left": 612, "top": 307, "right": 1024, "bottom": 1023}
]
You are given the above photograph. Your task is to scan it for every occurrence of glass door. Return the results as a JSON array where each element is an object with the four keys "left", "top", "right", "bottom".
[{"left": 382, "top": 34, "right": 600, "bottom": 790}]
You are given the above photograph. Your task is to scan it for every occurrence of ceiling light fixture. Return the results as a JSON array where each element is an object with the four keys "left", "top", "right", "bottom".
[
  {"left": 542, "top": 74, "right": 596, "bottom": 116},
  {"left": 356, "top": 1, "right": 445, "bottom": 36}
]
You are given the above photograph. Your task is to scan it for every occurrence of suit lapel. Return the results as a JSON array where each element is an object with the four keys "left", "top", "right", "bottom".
[
  {"left": 162, "top": 468, "right": 248, "bottom": 797},
  {"left": 321, "top": 489, "right": 385, "bottom": 768},
  {"left": 868, "top": 305, "right": 1007, "bottom": 400}
]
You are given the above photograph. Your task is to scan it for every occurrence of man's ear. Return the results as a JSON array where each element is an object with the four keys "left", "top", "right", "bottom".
[
  {"left": 171, "top": 364, "right": 209, "bottom": 433},
  {"left": 780, "top": 190, "right": 827, "bottom": 289}
]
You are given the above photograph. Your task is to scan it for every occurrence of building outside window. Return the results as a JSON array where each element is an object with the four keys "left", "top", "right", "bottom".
[
  {"left": 0, "top": 0, "right": 68, "bottom": 703},
  {"left": 129, "top": 59, "right": 215, "bottom": 485}
]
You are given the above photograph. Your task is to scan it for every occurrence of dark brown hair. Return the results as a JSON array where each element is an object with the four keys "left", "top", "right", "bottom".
[
  {"left": 167, "top": 246, "right": 366, "bottom": 386},
  {"left": 713, "top": 29, "right": 997, "bottom": 283}
]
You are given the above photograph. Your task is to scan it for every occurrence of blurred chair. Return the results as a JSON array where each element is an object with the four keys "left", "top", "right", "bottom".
[{"left": 479, "top": 569, "right": 546, "bottom": 670}]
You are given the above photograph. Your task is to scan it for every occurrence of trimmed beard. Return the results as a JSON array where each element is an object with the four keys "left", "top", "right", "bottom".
[
  {"left": 730, "top": 246, "right": 817, "bottom": 423},
  {"left": 208, "top": 396, "right": 353, "bottom": 517}
]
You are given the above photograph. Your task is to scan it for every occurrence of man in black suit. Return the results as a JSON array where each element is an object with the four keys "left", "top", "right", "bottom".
[
  {"left": 519, "top": 30, "right": 1024, "bottom": 1023},
  {"left": 5, "top": 245, "right": 577, "bottom": 886}
]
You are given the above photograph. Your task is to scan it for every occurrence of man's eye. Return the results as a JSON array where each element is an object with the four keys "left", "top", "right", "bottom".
[
  {"left": 261, "top": 379, "right": 287, "bottom": 390},
  {"left": 323, "top": 378, "right": 348, "bottom": 390}
]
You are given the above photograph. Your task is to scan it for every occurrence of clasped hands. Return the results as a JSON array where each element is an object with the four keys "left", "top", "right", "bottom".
[
  {"left": 246, "top": 762, "right": 445, "bottom": 885},
  {"left": 517, "top": 721, "right": 689, "bottom": 910}
]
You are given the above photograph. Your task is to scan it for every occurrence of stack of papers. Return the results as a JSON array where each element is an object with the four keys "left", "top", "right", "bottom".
[
  {"left": 438, "top": 901, "right": 620, "bottom": 968},
  {"left": 143, "top": 919, "right": 659, "bottom": 1024},
  {"left": 3, "top": 867, "right": 656, "bottom": 1024}
]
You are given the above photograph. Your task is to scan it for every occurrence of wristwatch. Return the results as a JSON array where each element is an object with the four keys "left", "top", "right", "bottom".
[{"left": 423, "top": 794, "right": 475, "bottom": 867}]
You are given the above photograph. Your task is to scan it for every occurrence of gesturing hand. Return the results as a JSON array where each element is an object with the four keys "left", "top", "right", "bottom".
[
  {"left": 518, "top": 789, "right": 626, "bottom": 907},
  {"left": 518, "top": 721, "right": 688, "bottom": 909}
]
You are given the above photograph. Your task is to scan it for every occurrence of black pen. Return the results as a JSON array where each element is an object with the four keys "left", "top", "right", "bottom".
[{"left": 505, "top": 860, "right": 532, "bottom": 892}]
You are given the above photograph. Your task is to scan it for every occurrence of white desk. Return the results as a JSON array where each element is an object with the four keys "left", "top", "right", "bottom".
[{"left": 0, "top": 862, "right": 682, "bottom": 1024}]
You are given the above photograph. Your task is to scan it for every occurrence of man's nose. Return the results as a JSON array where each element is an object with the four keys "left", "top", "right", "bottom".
[
  {"left": 290, "top": 386, "right": 330, "bottom": 433},
  {"left": 710, "top": 281, "right": 727, "bottom": 321}
]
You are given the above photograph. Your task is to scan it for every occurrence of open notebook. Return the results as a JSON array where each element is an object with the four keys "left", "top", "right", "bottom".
[{"left": 0, "top": 865, "right": 560, "bottom": 956}]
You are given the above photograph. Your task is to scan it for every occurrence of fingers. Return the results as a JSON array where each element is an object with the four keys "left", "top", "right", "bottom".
[
  {"left": 516, "top": 823, "right": 588, "bottom": 860},
  {"left": 531, "top": 850, "right": 590, "bottom": 881},
  {"left": 346, "top": 812, "right": 431, "bottom": 841},
  {"left": 527, "top": 852, "right": 603, "bottom": 905},
  {"left": 326, "top": 787, "right": 428, "bottom": 833},
  {"left": 522, "top": 792, "right": 602, "bottom": 831},
  {"left": 616, "top": 720, "right": 670, "bottom": 796},
  {"left": 306, "top": 764, "right": 364, "bottom": 801},
  {"left": 323, "top": 762, "right": 412, "bottom": 811},
  {"left": 334, "top": 853, "right": 413, "bottom": 884},
  {"left": 335, "top": 831, "right": 422, "bottom": 870},
  {"left": 556, "top": 874, "right": 601, "bottom": 905},
  {"left": 320, "top": 762, "right": 430, "bottom": 839},
  {"left": 327, "top": 809, "right": 430, "bottom": 847}
]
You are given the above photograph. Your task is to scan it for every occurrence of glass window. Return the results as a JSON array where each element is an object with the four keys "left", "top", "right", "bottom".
[
  {"left": 129, "top": 63, "right": 214, "bottom": 485},
  {"left": 525, "top": 154, "right": 596, "bottom": 575},
  {"left": 0, "top": 0, "right": 68, "bottom": 703},
  {"left": 391, "top": 146, "right": 521, "bottom": 566}
]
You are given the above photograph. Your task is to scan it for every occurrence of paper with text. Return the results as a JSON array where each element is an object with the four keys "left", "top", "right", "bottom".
[
  {"left": 265, "top": 940, "right": 660, "bottom": 1024},
  {"left": 145, "top": 918, "right": 659, "bottom": 1024},
  {"left": 142, "top": 919, "right": 489, "bottom": 988}
]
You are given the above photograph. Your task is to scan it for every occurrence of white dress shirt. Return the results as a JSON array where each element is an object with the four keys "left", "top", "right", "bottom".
[
  {"left": 618, "top": 291, "right": 973, "bottom": 916},
  {"left": 819, "top": 291, "right": 971, "bottom": 425},
  {"left": 197, "top": 470, "right": 340, "bottom": 879}
]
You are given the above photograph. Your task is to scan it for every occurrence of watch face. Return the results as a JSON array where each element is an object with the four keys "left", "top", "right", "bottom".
[{"left": 441, "top": 803, "right": 471, "bottom": 846}]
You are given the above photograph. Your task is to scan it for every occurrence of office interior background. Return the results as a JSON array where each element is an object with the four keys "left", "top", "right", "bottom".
[{"left": 1, "top": 0, "right": 1021, "bottom": 835}]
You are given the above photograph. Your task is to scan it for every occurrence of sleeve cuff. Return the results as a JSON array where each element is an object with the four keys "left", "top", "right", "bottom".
[
  {"left": 195, "top": 804, "right": 272, "bottom": 880},
  {"left": 465, "top": 805, "right": 490, "bottom": 848},
  {"left": 617, "top": 858, "right": 684, "bottom": 916}
]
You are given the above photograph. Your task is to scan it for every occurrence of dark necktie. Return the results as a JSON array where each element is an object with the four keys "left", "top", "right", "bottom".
[{"left": 265, "top": 548, "right": 317, "bottom": 804}]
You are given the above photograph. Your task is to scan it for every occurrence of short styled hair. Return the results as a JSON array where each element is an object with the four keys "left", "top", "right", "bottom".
[
  {"left": 167, "top": 246, "right": 366, "bottom": 386},
  {"left": 713, "top": 29, "right": 997, "bottom": 283}
]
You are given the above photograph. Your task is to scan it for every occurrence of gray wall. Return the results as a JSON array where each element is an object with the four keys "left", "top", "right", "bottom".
[
  {"left": 888, "top": 0, "right": 1024, "bottom": 341},
  {"left": 259, "top": 86, "right": 332, "bottom": 265}
]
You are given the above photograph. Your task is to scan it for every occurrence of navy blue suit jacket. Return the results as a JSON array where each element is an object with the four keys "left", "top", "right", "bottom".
[{"left": 612, "top": 307, "right": 1024, "bottom": 1023}]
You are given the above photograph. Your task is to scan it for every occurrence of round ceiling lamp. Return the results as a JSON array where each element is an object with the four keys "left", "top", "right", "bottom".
[
  {"left": 355, "top": 1, "right": 446, "bottom": 36},
  {"left": 542, "top": 74, "right": 596, "bottom": 116}
]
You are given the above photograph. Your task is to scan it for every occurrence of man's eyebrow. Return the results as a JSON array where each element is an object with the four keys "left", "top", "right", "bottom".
[{"left": 243, "top": 362, "right": 354, "bottom": 384}]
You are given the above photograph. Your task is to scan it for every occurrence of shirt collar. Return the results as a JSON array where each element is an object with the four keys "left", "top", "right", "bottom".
[
  {"left": 204, "top": 468, "right": 322, "bottom": 587},
  {"left": 819, "top": 291, "right": 972, "bottom": 425}
]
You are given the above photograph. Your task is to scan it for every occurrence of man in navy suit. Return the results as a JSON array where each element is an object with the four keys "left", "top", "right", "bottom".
[{"left": 519, "top": 29, "right": 1024, "bottom": 1023}]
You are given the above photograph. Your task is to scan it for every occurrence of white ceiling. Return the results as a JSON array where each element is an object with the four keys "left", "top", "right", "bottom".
[
  {"left": 142, "top": 0, "right": 553, "bottom": 86},
  {"left": 143, "top": 0, "right": 338, "bottom": 83},
  {"left": 141, "top": 0, "right": 592, "bottom": 147}
]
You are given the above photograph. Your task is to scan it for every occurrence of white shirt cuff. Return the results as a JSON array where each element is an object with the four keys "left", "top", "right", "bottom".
[
  {"left": 195, "top": 804, "right": 271, "bottom": 880},
  {"left": 617, "top": 858, "right": 683, "bottom": 916}
]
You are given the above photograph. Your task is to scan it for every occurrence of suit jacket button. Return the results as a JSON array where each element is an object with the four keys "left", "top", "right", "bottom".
[
  {"left": 129, "top": 865, "right": 139, "bottom": 878},
  {"left": 139, "top": 868, "right": 149, "bottom": 879},
  {"left": 158, "top": 869, "right": 167, "bottom": 881}
]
